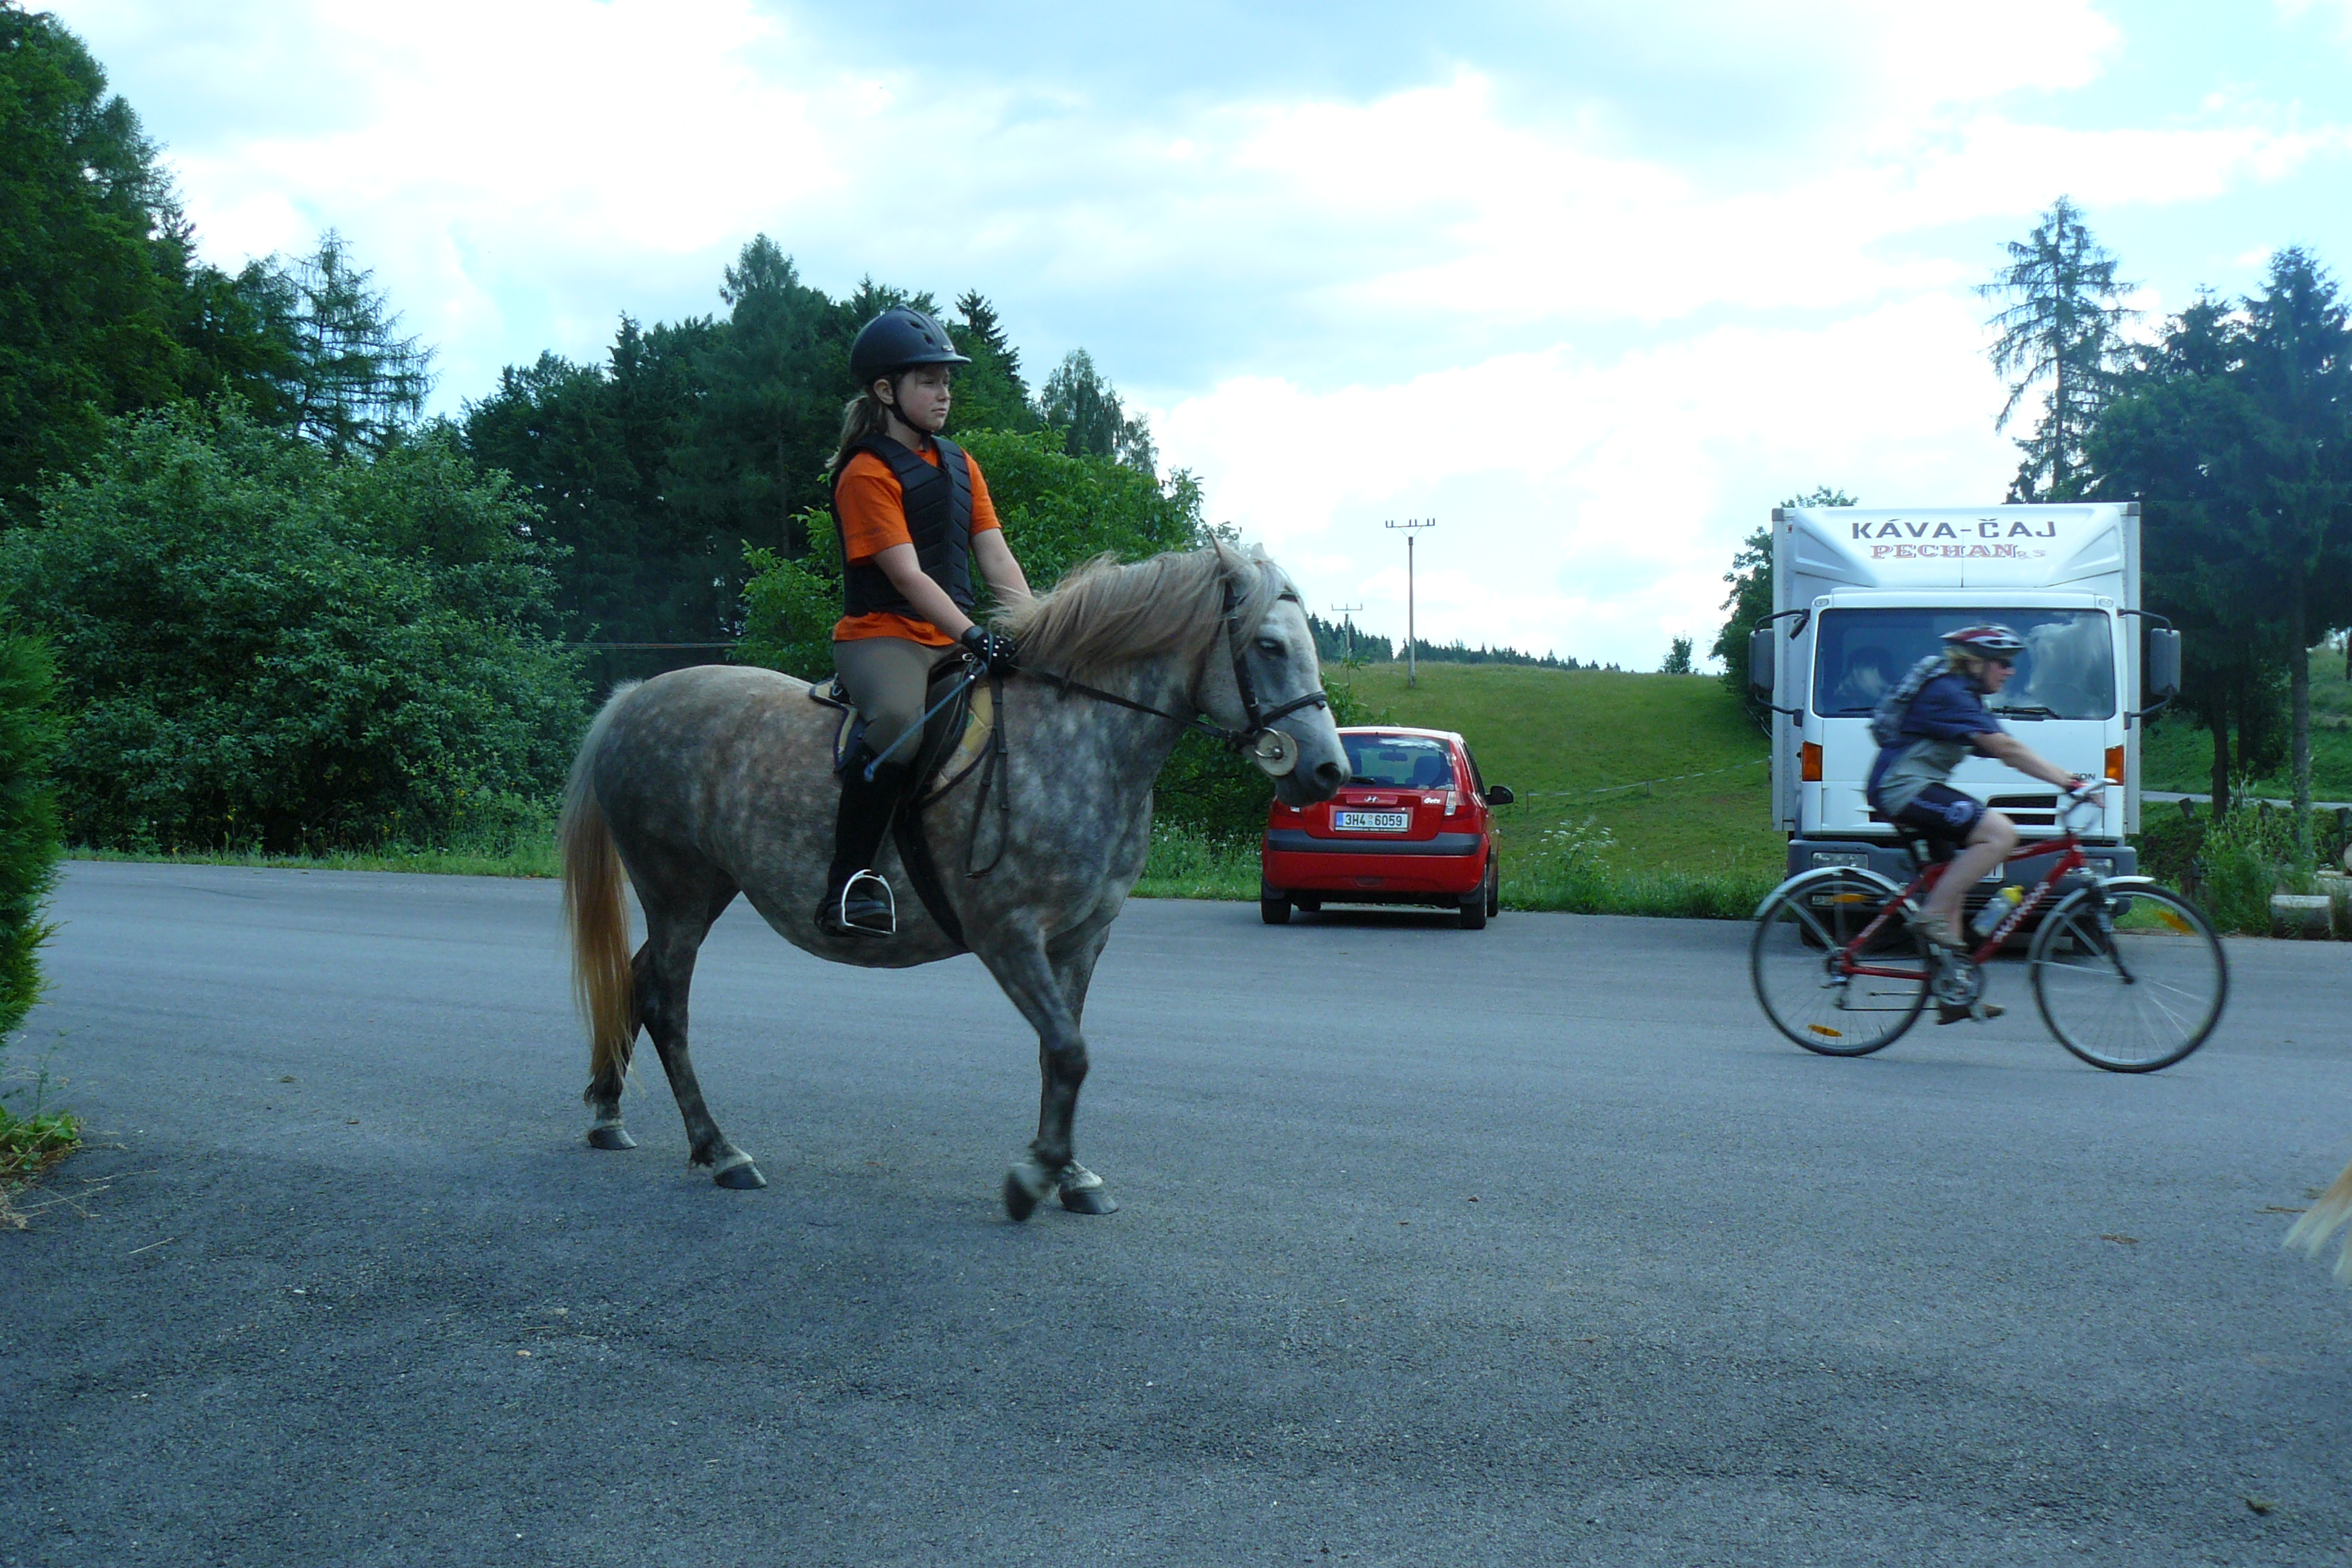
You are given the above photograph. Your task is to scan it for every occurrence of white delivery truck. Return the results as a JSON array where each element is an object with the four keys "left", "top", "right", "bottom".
[{"left": 1747, "top": 502, "right": 2180, "bottom": 902}]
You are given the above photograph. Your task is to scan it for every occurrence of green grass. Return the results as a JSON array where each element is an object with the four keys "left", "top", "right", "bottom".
[
  {"left": 64, "top": 664, "right": 1786, "bottom": 918},
  {"left": 1128, "top": 662, "right": 1784, "bottom": 916},
  {"left": 1336, "top": 659, "right": 1780, "bottom": 874},
  {"left": 0, "top": 1057, "right": 81, "bottom": 1229},
  {"left": 70, "top": 839, "right": 563, "bottom": 878},
  {"left": 2142, "top": 643, "right": 2352, "bottom": 799}
]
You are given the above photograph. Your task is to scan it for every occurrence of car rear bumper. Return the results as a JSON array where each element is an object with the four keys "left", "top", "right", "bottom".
[{"left": 1263, "top": 829, "right": 1487, "bottom": 897}]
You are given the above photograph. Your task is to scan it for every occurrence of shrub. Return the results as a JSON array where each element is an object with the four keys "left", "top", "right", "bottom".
[
  {"left": 2, "top": 405, "right": 586, "bottom": 851},
  {"left": 0, "top": 612, "right": 60, "bottom": 1038},
  {"left": 2133, "top": 797, "right": 2349, "bottom": 935}
]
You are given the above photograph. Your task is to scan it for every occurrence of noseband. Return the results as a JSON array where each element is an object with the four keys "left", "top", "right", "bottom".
[{"left": 1020, "top": 570, "right": 1331, "bottom": 772}]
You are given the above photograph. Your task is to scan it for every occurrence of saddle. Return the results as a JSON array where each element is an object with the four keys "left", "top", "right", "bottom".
[
  {"left": 808, "top": 656, "right": 1003, "bottom": 949},
  {"left": 1867, "top": 809, "right": 1957, "bottom": 867}
]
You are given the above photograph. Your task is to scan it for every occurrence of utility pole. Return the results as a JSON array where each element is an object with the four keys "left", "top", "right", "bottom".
[
  {"left": 1328, "top": 603, "right": 1362, "bottom": 663},
  {"left": 1383, "top": 518, "right": 1436, "bottom": 687}
]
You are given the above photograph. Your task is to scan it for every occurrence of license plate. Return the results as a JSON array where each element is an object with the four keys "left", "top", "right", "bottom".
[{"left": 1334, "top": 810, "right": 1410, "bottom": 832}]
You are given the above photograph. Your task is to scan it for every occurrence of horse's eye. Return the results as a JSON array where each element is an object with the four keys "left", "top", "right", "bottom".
[{"left": 1256, "top": 638, "right": 1283, "bottom": 655}]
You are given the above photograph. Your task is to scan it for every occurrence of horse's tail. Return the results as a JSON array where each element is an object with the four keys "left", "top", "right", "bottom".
[
  {"left": 562, "top": 686, "right": 639, "bottom": 1096},
  {"left": 2285, "top": 1151, "right": 2352, "bottom": 1285}
]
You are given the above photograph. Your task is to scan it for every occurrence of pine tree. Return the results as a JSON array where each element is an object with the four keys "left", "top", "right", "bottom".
[
  {"left": 1980, "top": 197, "right": 2134, "bottom": 501},
  {"left": 948, "top": 292, "right": 1040, "bottom": 436},
  {"left": 1039, "top": 349, "right": 1155, "bottom": 475},
  {"left": 0, "top": 6, "right": 186, "bottom": 516},
  {"left": 2239, "top": 250, "right": 2352, "bottom": 849},
  {"left": 668, "top": 237, "right": 854, "bottom": 619},
  {"left": 2091, "top": 258, "right": 2352, "bottom": 840},
  {"left": 247, "top": 233, "right": 433, "bottom": 458}
]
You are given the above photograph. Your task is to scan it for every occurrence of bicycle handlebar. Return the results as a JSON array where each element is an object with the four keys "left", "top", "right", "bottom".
[{"left": 2057, "top": 782, "right": 2105, "bottom": 827}]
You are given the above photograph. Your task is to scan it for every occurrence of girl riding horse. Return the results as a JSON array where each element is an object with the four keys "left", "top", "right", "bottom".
[{"left": 822, "top": 305, "right": 1029, "bottom": 939}]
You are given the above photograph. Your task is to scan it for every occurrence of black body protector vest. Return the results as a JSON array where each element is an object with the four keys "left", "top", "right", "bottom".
[{"left": 835, "top": 434, "right": 975, "bottom": 624}]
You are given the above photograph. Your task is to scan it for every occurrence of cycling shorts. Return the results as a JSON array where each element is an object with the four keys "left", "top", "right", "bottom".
[{"left": 1888, "top": 782, "right": 1987, "bottom": 858}]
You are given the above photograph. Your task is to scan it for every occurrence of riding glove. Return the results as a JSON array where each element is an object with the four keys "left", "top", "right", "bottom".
[{"left": 959, "top": 624, "right": 1020, "bottom": 675}]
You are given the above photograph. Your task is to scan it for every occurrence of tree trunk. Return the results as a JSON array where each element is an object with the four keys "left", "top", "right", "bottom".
[
  {"left": 2291, "top": 599, "right": 2312, "bottom": 861},
  {"left": 2210, "top": 686, "right": 2231, "bottom": 820}
]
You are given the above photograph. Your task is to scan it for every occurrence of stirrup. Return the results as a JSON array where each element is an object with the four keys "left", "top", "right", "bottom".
[{"left": 821, "top": 870, "right": 896, "bottom": 938}]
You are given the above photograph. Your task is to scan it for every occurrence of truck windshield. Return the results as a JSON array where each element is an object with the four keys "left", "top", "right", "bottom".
[{"left": 1811, "top": 609, "right": 2115, "bottom": 720}]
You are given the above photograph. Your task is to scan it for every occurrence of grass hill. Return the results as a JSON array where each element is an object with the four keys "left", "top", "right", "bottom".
[
  {"left": 1330, "top": 661, "right": 1779, "bottom": 877},
  {"left": 2141, "top": 644, "right": 2352, "bottom": 801}
]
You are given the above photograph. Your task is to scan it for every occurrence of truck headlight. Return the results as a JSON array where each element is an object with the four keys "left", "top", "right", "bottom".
[
  {"left": 1810, "top": 851, "right": 1869, "bottom": 869},
  {"left": 2084, "top": 857, "right": 2116, "bottom": 878}
]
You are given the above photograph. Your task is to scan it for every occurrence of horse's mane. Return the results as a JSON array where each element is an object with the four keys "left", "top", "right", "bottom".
[{"left": 997, "top": 541, "right": 1282, "bottom": 679}]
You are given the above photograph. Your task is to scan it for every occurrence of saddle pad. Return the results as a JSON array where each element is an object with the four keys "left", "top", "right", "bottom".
[
  {"left": 923, "top": 682, "right": 992, "bottom": 799},
  {"left": 818, "top": 671, "right": 994, "bottom": 799}
]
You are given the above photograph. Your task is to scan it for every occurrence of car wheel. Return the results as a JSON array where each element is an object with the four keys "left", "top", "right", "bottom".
[
  {"left": 1484, "top": 854, "right": 1500, "bottom": 918},
  {"left": 1260, "top": 887, "right": 1292, "bottom": 925},
  {"left": 1457, "top": 886, "right": 1487, "bottom": 930}
]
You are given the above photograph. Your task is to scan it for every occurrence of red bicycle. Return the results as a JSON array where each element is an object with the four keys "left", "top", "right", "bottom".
[{"left": 1750, "top": 794, "right": 2228, "bottom": 1072}]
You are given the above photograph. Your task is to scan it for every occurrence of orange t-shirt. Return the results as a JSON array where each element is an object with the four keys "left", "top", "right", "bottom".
[{"left": 831, "top": 444, "right": 1001, "bottom": 645}]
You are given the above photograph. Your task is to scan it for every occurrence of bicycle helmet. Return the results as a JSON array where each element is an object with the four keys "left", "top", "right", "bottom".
[
  {"left": 849, "top": 306, "right": 970, "bottom": 386},
  {"left": 1941, "top": 624, "right": 2025, "bottom": 662}
]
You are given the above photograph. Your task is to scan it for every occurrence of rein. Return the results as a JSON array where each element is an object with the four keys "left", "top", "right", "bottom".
[{"left": 926, "top": 567, "right": 1331, "bottom": 889}]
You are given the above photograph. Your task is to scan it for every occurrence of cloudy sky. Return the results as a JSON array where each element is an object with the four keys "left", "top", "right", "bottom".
[{"left": 48, "top": 0, "right": 2352, "bottom": 667}]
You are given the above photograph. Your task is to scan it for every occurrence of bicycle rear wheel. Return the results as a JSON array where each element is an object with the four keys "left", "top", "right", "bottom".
[
  {"left": 1752, "top": 873, "right": 1929, "bottom": 1056},
  {"left": 2029, "top": 884, "right": 2227, "bottom": 1073}
]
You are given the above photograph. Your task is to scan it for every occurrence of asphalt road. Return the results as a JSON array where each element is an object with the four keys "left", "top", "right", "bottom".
[{"left": 5, "top": 861, "right": 2351, "bottom": 1567}]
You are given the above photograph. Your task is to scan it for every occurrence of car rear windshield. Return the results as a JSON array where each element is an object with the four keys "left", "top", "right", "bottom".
[
  {"left": 1344, "top": 735, "right": 1456, "bottom": 788},
  {"left": 1811, "top": 608, "right": 2115, "bottom": 720}
]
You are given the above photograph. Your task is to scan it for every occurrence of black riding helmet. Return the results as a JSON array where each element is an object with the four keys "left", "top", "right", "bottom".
[{"left": 850, "top": 305, "right": 971, "bottom": 387}]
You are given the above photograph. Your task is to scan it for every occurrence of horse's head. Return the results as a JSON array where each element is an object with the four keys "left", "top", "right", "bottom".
[{"left": 1198, "top": 554, "right": 1348, "bottom": 808}]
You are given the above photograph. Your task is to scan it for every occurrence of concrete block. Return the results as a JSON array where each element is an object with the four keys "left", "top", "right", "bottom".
[{"left": 2272, "top": 893, "right": 2336, "bottom": 939}]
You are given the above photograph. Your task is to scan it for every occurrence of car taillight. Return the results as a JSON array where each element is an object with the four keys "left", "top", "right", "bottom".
[{"left": 1445, "top": 790, "right": 1460, "bottom": 817}]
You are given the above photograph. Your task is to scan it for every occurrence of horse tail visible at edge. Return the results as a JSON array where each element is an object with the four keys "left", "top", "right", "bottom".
[
  {"left": 562, "top": 684, "right": 639, "bottom": 1099},
  {"left": 2285, "top": 1152, "right": 2352, "bottom": 1285}
]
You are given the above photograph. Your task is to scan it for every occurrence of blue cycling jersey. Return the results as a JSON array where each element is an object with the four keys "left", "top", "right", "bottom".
[{"left": 1866, "top": 672, "right": 2002, "bottom": 816}]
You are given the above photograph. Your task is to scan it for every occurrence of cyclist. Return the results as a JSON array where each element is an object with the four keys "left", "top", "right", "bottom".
[{"left": 1866, "top": 625, "right": 2102, "bottom": 1010}]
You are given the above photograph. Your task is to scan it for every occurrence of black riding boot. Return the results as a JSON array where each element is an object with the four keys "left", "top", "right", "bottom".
[{"left": 816, "top": 744, "right": 908, "bottom": 939}]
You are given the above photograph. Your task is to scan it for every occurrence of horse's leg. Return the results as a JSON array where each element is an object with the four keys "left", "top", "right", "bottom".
[
  {"left": 638, "top": 885, "right": 766, "bottom": 1190},
  {"left": 989, "top": 931, "right": 1117, "bottom": 1220},
  {"left": 1045, "top": 933, "right": 1118, "bottom": 1216}
]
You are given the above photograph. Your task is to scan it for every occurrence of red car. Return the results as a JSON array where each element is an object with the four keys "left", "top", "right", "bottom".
[{"left": 1260, "top": 726, "right": 1513, "bottom": 929}]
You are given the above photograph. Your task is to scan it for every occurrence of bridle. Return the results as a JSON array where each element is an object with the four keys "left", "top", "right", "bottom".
[
  {"left": 920, "top": 561, "right": 1329, "bottom": 887},
  {"left": 1020, "top": 570, "right": 1331, "bottom": 776}
]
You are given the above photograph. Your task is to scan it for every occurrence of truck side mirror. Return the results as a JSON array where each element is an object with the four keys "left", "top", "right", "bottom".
[
  {"left": 1748, "top": 626, "right": 1775, "bottom": 699},
  {"left": 2146, "top": 628, "right": 2180, "bottom": 701}
]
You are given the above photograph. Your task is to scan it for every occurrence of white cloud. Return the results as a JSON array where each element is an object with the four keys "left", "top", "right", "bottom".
[
  {"left": 43, "top": 0, "right": 2352, "bottom": 665},
  {"left": 1158, "top": 295, "right": 2017, "bottom": 668}
]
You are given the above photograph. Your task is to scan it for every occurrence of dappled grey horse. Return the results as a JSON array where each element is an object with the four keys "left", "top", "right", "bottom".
[{"left": 560, "top": 543, "right": 1348, "bottom": 1218}]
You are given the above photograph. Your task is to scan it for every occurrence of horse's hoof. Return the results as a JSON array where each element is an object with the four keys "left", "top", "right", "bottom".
[
  {"left": 1059, "top": 1185, "right": 1119, "bottom": 1216},
  {"left": 711, "top": 1158, "right": 766, "bottom": 1191},
  {"left": 1004, "top": 1160, "right": 1052, "bottom": 1223},
  {"left": 586, "top": 1125, "right": 637, "bottom": 1151}
]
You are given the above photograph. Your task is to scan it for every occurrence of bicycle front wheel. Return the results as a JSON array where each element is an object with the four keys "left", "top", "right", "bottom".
[
  {"left": 2029, "top": 884, "right": 2227, "bottom": 1073},
  {"left": 1752, "top": 873, "right": 1929, "bottom": 1056}
]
